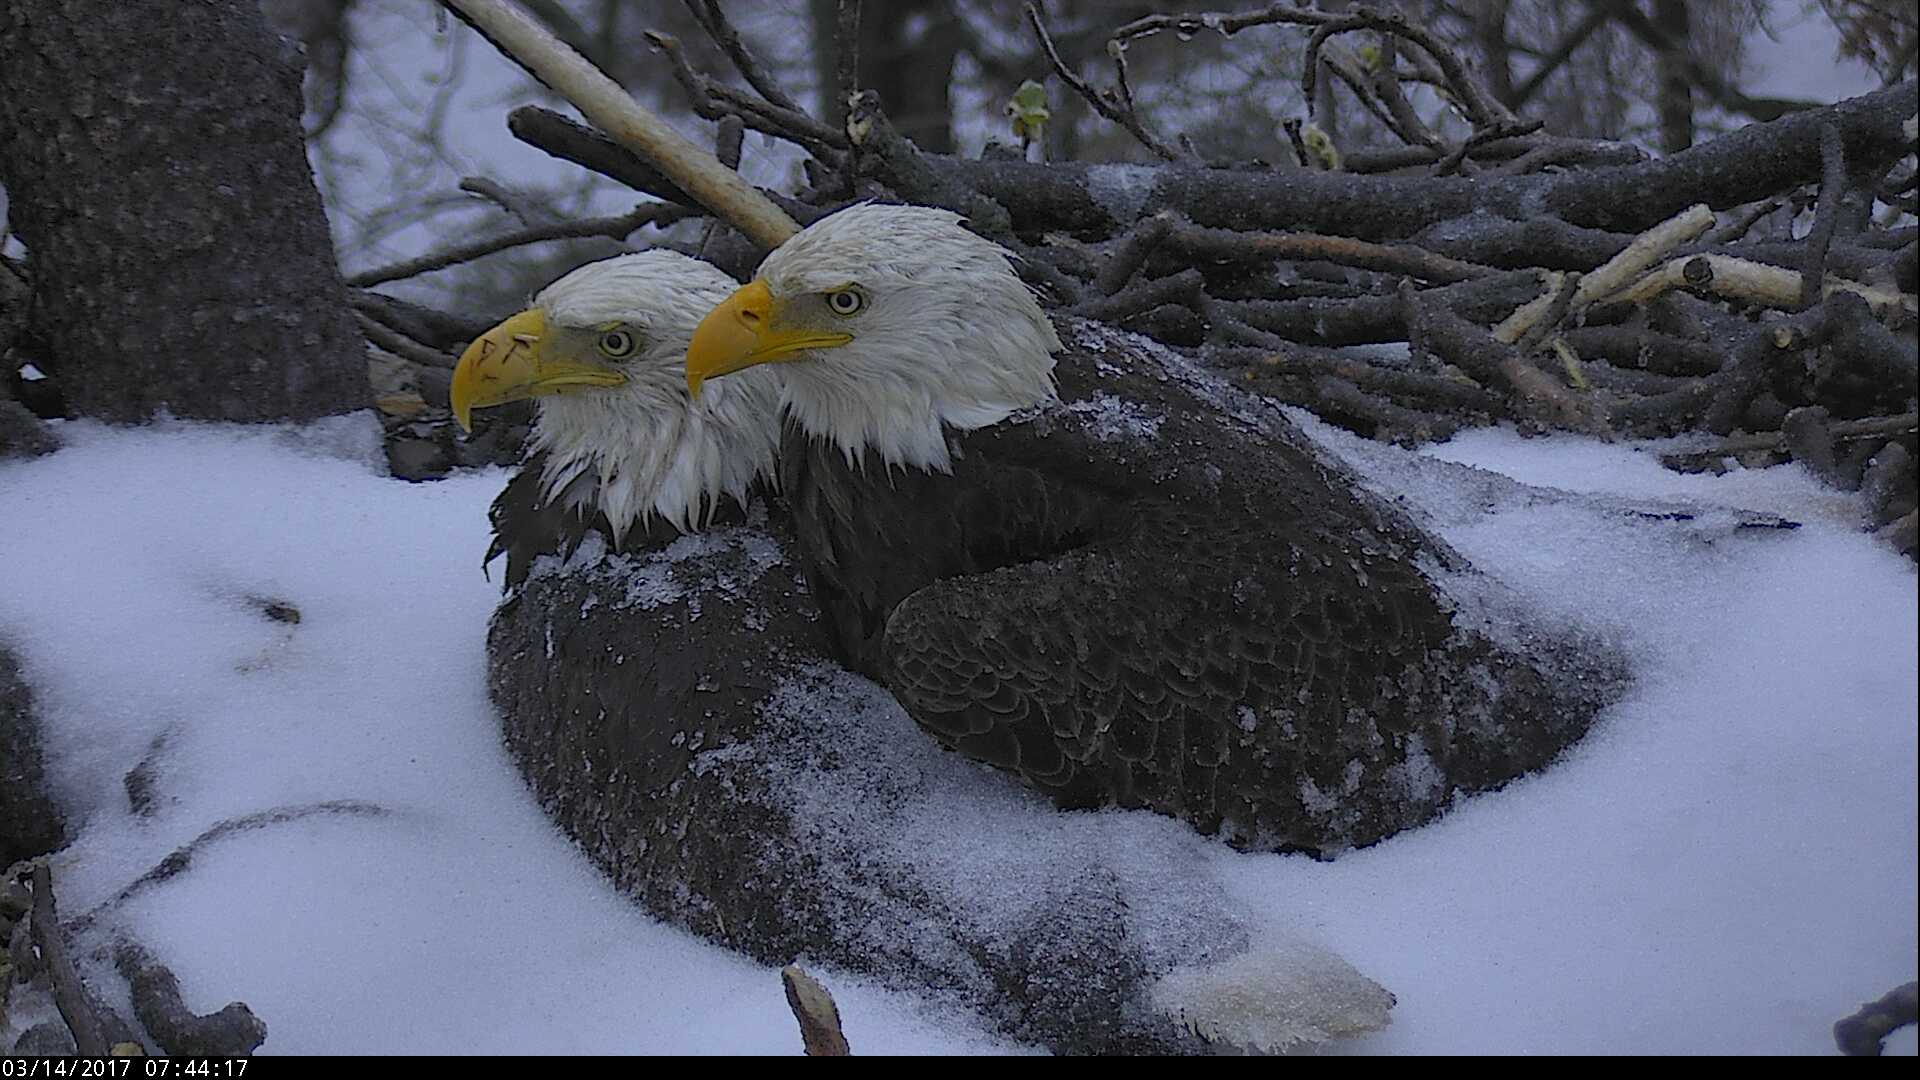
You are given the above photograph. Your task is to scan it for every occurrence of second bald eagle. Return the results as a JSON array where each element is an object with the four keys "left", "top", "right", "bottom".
[{"left": 688, "top": 204, "right": 1621, "bottom": 853}]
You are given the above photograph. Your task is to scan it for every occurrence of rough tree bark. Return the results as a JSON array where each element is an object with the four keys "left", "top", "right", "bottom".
[
  {"left": 0, "top": 644, "right": 65, "bottom": 866},
  {"left": 0, "top": 0, "right": 368, "bottom": 422},
  {"left": 808, "top": 0, "right": 961, "bottom": 152}
]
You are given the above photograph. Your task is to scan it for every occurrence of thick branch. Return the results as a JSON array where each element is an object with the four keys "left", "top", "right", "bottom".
[
  {"left": 919, "top": 82, "right": 1917, "bottom": 238},
  {"left": 28, "top": 864, "right": 106, "bottom": 1055},
  {"left": 441, "top": 0, "right": 799, "bottom": 249},
  {"left": 1163, "top": 220, "right": 1494, "bottom": 283},
  {"left": 508, "top": 106, "right": 698, "bottom": 206}
]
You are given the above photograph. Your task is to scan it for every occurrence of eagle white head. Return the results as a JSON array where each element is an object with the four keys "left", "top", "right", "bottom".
[
  {"left": 683, "top": 205, "right": 1062, "bottom": 472},
  {"left": 451, "top": 249, "right": 782, "bottom": 538}
]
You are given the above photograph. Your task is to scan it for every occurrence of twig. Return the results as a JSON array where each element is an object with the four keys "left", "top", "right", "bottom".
[
  {"left": 357, "top": 313, "right": 460, "bottom": 370},
  {"left": 1701, "top": 196, "right": 1789, "bottom": 245},
  {"left": 1826, "top": 289, "right": 1920, "bottom": 394},
  {"left": 113, "top": 939, "right": 267, "bottom": 1057},
  {"left": 1070, "top": 268, "right": 1203, "bottom": 322},
  {"left": 1281, "top": 117, "right": 1313, "bottom": 170},
  {"left": 440, "top": 0, "right": 800, "bottom": 249},
  {"left": 1223, "top": 270, "right": 1545, "bottom": 346},
  {"left": 1402, "top": 281, "right": 1608, "bottom": 434},
  {"left": 1559, "top": 325, "right": 1726, "bottom": 376},
  {"left": 76, "top": 801, "right": 391, "bottom": 933},
  {"left": 1026, "top": 3, "right": 1183, "bottom": 162},
  {"left": 1609, "top": 252, "right": 1915, "bottom": 317},
  {"left": 1513, "top": 271, "right": 1582, "bottom": 353},
  {"left": 782, "top": 965, "right": 851, "bottom": 1056},
  {"left": 1094, "top": 213, "right": 1175, "bottom": 296},
  {"left": 508, "top": 106, "right": 698, "bottom": 206},
  {"left": 646, "top": 30, "right": 848, "bottom": 160},
  {"left": 712, "top": 114, "right": 745, "bottom": 171},
  {"left": 701, "top": 116, "right": 746, "bottom": 261},
  {"left": 1432, "top": 119, "right": 1545, "bottom": 177},
  {"left": 1346, "top": 135, "right": 1644, "bottom": 175},
  {"left": 1492, "top": 204, "right": 1714, "bottom": 345},
  {"left": 28, "top": 864, "right": 107, "bottom": 1055},
  {"left": 1303, "top": 8, "right": 1517, "bottom": 133},
  {"left": 1835, "top": 976, "right": 1920, "bottom": 1053},
  {"left": 1161, "top": 220, "right": 1494, "bottom": 283},
  {"left": 348, "top": 291, "right": 493, "bottom": 351},
  {"left": 1510, "top": 6, "right": 1611, "bottom": 107},
  {"left": 1366, "top": 33, "right": 1441, "bottom": 150},
  {"left": 1801, "top": 123, "right": 1850, "bottom": 308},
  {"left": 1310, "top": 46, "right": 1411, "bottom": 152},
  {"left": 683, "top": 0, "right": 804, "bottom": 115},
  {"left": 1701, "top": 302, "right": 1842, "bottom": 433},
  {"left": 1412, "top": 213, "right": 1634, "bottom": 272},
  {"left": 457, "top": 176, "right": 543, "bottom": 224},
  {"left": 921, "top": 81, "right": 1918, "bottom": 237},
  {"left": 345, "top": 202, "right": 695, "bottom": 288},
  {"left": 1210, "top": 343, "right": 1502, "bottom": 415},
  {"left": 1861, "top": 442, "right": 1917, "bottom": 525}
]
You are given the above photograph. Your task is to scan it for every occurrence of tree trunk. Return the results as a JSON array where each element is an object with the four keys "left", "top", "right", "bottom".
[
  {"left": 1653, "top": 0, "right": 1695, "bottom": 153},
  {"left": 0, "top": 0, "right": 368, "bottom": 422},
  {"left": 810, "top": 0, "right": 959, "bottom": 154},
  {"left": 0, "top": 644, "right": 66, "bottom": 866}
]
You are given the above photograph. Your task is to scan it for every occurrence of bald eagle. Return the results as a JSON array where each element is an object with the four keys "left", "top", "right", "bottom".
[
  {"left": 451, "top": 250, "right": 781, "bottom": 586},
  {"left": 453, "top": 248, "right": 1311, "bottom": 1053},
  {"left": 686, "top": 204, "right": 1623, "bottom": 854}
]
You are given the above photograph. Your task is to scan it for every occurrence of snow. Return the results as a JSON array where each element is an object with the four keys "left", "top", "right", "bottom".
[
  {"left": 0, "top": 421, "right": 1016, "bottom": 1056},
  {"left": 1, "top": 412, "right": 1911, "bottom": 1055},
  {"left": 1084, "top": 164, "right": 1161, "bottom": 225},
  {"left": 1064, "top": 392, "right": 1165, "bottom": 443}
]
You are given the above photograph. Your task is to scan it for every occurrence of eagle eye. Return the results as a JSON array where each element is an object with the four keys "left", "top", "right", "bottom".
[
  {"left": 597, "top": 328, "right": 638, "bottom": 358},
  {"left": 823, "top": 287, "right": 866, "bottom": 317}
]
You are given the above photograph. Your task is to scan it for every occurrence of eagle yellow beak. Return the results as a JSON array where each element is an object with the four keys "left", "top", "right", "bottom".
[
  {"left": 684, "top": 280, "right": 851, "bottom": 399},
  {"left": 450, "top": 309, "right": 628, "bottom": 431}
]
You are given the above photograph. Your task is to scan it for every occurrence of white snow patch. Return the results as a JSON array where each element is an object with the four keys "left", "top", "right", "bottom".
[
  {"left": 1065, "top": 392, "right": 1165, "bottom": 443},
  {"left": 0, "top": 411, "right": 1911, "bottom": 1055},
  {"left": 1084, "top": 164, "right": 1161, "bottom": 225},
  {"left": 0, "top": 421, "right": 1017, "bottom": 1055}
]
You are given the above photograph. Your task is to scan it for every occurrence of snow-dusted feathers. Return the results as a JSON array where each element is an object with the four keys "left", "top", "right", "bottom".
[
  {"left": 757, "top": 205, "right": 1062, "bottom": 472},
  {"left": 529, "top": 250, "right": 780, "bottom": 536}
]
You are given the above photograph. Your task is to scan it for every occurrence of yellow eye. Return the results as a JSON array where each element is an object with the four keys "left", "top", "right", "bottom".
[
  {"left": 598, "top": 329, "right": 637, "bottom": 358},
  {"left": 824, "top": 288, "right": 866, "bottom": 316}
]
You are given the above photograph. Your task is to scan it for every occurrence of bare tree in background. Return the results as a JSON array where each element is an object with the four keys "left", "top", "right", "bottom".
[{"left": 1818, "top": 0, "right": 1919, "bottom": 84}]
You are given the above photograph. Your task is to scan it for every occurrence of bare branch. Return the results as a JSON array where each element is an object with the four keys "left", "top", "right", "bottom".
[
  {"left": 646, "top": 29, "right": 848, "bottom": 160},
  {"left": 356, "top": 313, "right": 459, "bottom": 371},
  {"left": 682, "top": 0, "right": 806, "bottom": 115},
  {"left": 113, "top": 939, "right": 267, "bottom": 1057},
  {"left": 440, "top": 0, "right": 800, "bottom": 249},
  {"left": 1801, "top": 124, "right": 1851, "bottom": 308},
  {"left": 1510, "top": 5, "right": 1611, "bottom": 108},
  {"left": 1026, "top": 3, "right": 1184, "bottom": 162},
  {"left": 344, "top": 202, "right": 696, "bottom": 288},
  {"left": 1161, "top": 219, "right": 1496, "bottom": 284}
]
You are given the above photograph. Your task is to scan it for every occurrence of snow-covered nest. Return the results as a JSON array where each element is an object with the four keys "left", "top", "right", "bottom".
[{"left": 0, "top": 413, "right": 1912, "bottom": 1055}]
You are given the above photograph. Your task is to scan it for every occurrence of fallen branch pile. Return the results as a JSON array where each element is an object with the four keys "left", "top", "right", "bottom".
[{"left": 382, "top": 1, "right": 1919, "bottom": 553}]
